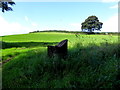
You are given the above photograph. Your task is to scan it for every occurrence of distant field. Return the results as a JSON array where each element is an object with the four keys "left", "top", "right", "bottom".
[
  {"left": 1, "top": 32, "right": 120, "bottom": 88},
  {"left": 2, "top": 32, "right": 75, "bottom": 42},
  {"left": 1, "top": 32, "right": 118, "bottom": 46}
]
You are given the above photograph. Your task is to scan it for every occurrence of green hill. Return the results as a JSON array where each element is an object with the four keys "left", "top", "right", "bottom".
[{"left": 1, "top": 32, "right": 120, "bottom": 88}]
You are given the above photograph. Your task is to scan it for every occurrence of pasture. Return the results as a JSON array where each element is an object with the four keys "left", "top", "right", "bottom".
[{"left": 1, "top": 32, "right": 120, "bottom": 88}]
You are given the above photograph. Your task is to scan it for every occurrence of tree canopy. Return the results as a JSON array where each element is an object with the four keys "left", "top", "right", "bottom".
[
  {"left": 0, "top": 0, "right": 15, "bottom": 12},
  {"left": 81, "top": 15, "right": 103, "bottom": 33}
]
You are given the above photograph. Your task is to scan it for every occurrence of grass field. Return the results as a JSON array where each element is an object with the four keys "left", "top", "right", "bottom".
[{"left": 1, "top": 32, "right": 120, "bottom": 88}]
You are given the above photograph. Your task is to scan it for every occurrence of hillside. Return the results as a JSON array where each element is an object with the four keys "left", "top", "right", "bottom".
[{"left": 1, "top": 32, "right": 120, "bottom": 88}]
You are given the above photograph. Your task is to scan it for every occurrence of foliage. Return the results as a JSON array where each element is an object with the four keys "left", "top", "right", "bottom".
[
  {"left": 0, "top": 0, "right": 15, "bottom": 12},
  {"left": 81, "top": 15, "right": 103, "bottom": 33}
]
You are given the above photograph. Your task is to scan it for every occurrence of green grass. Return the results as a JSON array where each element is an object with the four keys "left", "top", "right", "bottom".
[
  {"left": 2, "top": 32, "right": 75, "bottom": 42},
  {"left": 1, "top": 32, "right": 120, "bottom": 88}
]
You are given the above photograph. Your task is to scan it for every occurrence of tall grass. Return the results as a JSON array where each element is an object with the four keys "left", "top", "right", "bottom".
[
  {"left": 2, "top": 41, "right": 120, "bottom": 88},
  {"left": 1, "top": 32, "right": 119, "bottom": 88}
]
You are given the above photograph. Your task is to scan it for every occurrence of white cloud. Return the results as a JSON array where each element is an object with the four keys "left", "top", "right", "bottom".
[
  {"left": 110, "top": 4, "right": 120, "bottom": 9},
  {"left": 24, "top": 16, "right": 39, "bottom": 28},
  {"left": 24, "top": 16, "right": 29, "bottom": 22},
  {"left": 0, "top": 15, "right": 33, "bottom": 36},
  {"left": 110, "top": 5, "right": 118, "bottom": 8},
  {"left": 69, "top": 23, "right": 81, "bottom": 31},
  {"left": 36, "top": 23, "right": 81, "bottom": 31},
  {"left": 70, "top": 23, "right": 81, "bottom": 27},
  {"left": 101, "top": 14, "right": 118, "bottom": 32},
  {"left": 31, "top": 22, "right": 38, "bottom": 27}
]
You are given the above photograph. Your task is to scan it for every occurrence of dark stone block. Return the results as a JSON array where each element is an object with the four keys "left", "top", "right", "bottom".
[{"left": 47, "top": 39, "right": 68, "bottom": 59}]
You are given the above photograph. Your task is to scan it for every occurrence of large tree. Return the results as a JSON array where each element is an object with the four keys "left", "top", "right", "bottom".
[
  {"left": 81, "top": 15, "right": 103, "bottom": 33},
  {"left": 0, "top": 0, "right": 15, "bottom": 12}
]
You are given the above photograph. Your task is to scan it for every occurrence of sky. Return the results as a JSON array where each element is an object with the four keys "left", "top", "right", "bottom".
[{"left": 0, "top": 0, "right": 119, "bottom": 36}]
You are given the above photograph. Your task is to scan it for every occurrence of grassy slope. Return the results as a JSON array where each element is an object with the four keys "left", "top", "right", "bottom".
[
  {"left": 2, "top": 32, "right": 75, "bottom": 42},
  {"left": 1, "top": 32, "right": 120, "bottom": 88}
]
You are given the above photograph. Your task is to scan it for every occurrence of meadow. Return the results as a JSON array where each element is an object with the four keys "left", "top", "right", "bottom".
[{"left": 1, "top": 32, "right": 120, "bottom": 88}]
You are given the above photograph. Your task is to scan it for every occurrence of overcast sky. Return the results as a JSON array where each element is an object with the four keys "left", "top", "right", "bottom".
[{"left": 0, "top": 0, "right": 119, "bottom": 36}]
